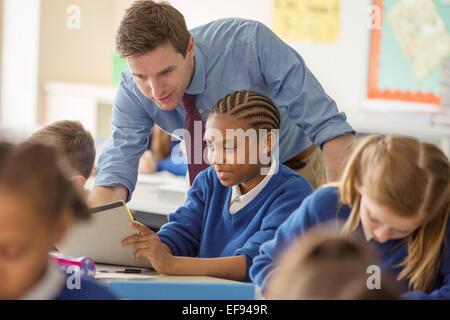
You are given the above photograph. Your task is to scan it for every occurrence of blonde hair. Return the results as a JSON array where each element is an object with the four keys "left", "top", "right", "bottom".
[
  {"left": 339, "top": 135, "right": 450, "bottom": 292},
  {"left": 266, "top": 223, "right": 400, "bottom": 299}
]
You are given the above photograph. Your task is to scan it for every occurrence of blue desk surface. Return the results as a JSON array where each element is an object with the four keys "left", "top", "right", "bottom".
[
  {"left": 96, "top": 264, "right": 255, "bottom": 300},
  {"left": 106, "top": 280, "right": 255, "bottom": 300}
]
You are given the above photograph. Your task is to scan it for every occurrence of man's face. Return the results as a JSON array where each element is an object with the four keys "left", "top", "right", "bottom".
[{"left": 128, "top": 38, "right": 195, "bottom": 111}]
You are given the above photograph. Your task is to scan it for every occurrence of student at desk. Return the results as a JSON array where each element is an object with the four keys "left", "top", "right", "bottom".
[
  {"left": 250, "top": 135, "right": 450, "bottom": 299},
  {"left": 138, "top": 125, "right": 187, "bottom": 177},
  {"left": 0, "top": 142, "right": 116, "bottom": 300},
  {"left": 265, "top": 223, "right": 400, "bottom": 299},
  {"left": 27, "top": 120, "right": 96, "bottom": 188},
  {"left": 121, "top": 91, "right": 313, "bottom": 282}
]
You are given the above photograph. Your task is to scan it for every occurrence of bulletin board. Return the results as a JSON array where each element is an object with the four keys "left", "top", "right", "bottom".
[{"left": 367, "top": 0, "right": 450, "bottom": 105}]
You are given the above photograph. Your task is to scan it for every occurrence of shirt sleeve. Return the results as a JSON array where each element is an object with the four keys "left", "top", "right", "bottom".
[
  {"left": 401, "top": 286, "right": 450, "bottom": 300},
  {"left": 255, "top": 23, "right": 355, "bottom": 148},
  {"left": 235, "top": 176, "right": 313, "bottom": 282},
  {"left": 249, "top": 197, "right": 313, "bottom": 293},
  {"left": 157, "top": 170, "right": 208, "bottom": 257},
  {"left": 94, "top": 72, "right": 154, "bottom": 201}
]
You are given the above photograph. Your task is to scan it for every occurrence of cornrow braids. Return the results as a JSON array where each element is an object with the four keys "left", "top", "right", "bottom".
[{"left": 210, "top": 91, "right": 281, "bottom": 130}]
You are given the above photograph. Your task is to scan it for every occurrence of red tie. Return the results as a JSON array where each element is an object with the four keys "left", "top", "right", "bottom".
[{"left": 181, "top": 93, "right": 209, "bottom": 184}]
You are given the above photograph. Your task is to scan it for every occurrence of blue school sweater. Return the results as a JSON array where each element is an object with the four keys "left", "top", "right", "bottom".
[
  {"left": 157, "top": 165, "right": 313, "bottom": 282},
  {"left": 54, "top": 275, "right": 117, "bottom": 300},
  {"left": 250, "top": 187, "right": 450, "bottom": 299}
]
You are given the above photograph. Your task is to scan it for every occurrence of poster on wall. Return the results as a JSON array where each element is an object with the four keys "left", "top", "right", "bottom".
[
  {"left": 367, "top": 0, "right": 450, "bottom": 107},
  {"left": 273, "top": 0, "right": 340, "bottom": 43}
]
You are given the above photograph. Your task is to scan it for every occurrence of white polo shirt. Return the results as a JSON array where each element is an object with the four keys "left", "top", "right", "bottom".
[{"left": 229, "top": 157, "right": 277, "bottom": 214}]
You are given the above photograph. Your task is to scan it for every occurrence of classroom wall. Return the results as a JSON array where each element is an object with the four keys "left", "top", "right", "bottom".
[
  {"left": 39, "top": 0, "right": 116, "bottom": 86},
  {"left": 169, "top": 0, "right": 373, "bottom": 114},
  {"left": 38, "top": 0, "right": 119, "bottom": 123},
  {"left": 1, "top": 0, "right": 40, "bottom": 126},
  {"left": 39, "top": 0, "right": 371, "bottom": 117}
]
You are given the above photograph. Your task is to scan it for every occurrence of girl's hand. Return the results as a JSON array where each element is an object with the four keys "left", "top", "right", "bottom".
[
  {"left": 138, "top": 150, "right": 157, "bottom": 174},
  {"left": 120, "top": 221, "right": 174, "bottom": 274}
]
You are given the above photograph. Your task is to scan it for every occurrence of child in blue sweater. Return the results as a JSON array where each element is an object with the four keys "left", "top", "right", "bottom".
[
  {"left": 265, "top": 223, "right": 400, "bottom": 299},
  {"left": 0, "top": 142, "right": 116, "bottom": 300},
  {"left": 138, "top": 125, "right": 187, "bottom": 177},
  {"left": 250, "top": 135, "right": 450, "bottom": 299},
  {"left": 121, "top": 91, "right": 313, "bottom": 281}
]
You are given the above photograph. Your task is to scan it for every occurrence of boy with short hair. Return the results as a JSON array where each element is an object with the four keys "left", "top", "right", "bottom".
[{"left": 28, "top": 120, "right": 95, "bottom": 187}]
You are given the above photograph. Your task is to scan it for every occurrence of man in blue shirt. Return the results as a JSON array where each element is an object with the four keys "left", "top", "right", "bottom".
[{"left": 88, "top": 0, "right": 355, "bottom": 206}]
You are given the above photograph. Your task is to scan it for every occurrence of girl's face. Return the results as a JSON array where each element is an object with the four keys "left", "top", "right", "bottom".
[
  {"left": 359, "top": 194, "right": 423, "bottom": 243},
  {"left": 205, "top": 114, "right": 270, "bottom": 194},
  {"left": 0, "top": 189, "right": 66, "bottom": 299}
]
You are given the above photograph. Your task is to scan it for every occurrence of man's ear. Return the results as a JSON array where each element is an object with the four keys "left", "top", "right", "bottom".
[
  {"left": 72, "top": 174, "right": 86, "bottom": 187},
  {"left": 187, "top": 35, "right": 195, "bottom": 57}
]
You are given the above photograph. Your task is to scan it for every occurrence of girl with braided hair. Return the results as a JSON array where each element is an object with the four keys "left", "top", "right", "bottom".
[{"left": 121, "top": 91, "right": 312, "bottom": 281}]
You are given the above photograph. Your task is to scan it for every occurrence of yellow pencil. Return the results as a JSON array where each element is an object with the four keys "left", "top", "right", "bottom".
[{"left": 122, "top": 200, "right": 141, "bottom": 236}]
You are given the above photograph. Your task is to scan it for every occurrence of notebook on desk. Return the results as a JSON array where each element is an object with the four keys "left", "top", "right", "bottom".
[{"left": 56, "top": 201, "right": 153, "bottom": 269}]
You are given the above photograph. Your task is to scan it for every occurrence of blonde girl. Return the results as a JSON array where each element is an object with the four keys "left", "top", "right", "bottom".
[{"left": 251, "top": 135, "right": 450, "bottom": 299}]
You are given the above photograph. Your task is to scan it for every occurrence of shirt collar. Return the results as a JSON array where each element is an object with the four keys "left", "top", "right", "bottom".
[
  {"left": 361, "top": 221, "right": 373, "bottom": 242},
  {"left": 230, "top": 156, "right": 278, "bottom": 204},
  {"left": 20, "top": 260, "right": 66, "bottom": 300},
  {"left": 185, "top": 44, "right": 205, "bottom": 95}
]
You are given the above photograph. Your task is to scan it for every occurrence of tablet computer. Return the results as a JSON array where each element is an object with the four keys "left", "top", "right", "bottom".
[{"left": 56, "top": 201, "right": 153, "bottom": 269}]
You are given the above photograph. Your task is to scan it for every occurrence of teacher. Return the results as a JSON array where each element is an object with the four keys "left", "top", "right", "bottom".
[{"left": 88, "top": 0, "right": 355, "bottom": 206}]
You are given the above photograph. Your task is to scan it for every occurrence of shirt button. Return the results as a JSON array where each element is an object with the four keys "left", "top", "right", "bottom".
[{"left": 198, "top": 109, "right": 204, "bottom": 114}]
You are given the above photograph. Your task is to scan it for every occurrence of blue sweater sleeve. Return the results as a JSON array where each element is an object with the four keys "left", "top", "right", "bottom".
[
  {"left": 157, "top": 157, "right": 187, "bottom": 176},
  {"left": 401, "top": 232, "right": 450, "bottom": 300},
  {"left": 157, "top": 170, "right": 208, "bottom": 257},
  {"left": 156, "top": 142, "right": 187, "bottom": 177},
  {"left": 249, "top": 187, "right": 342, "bottom": 293},
  {"left": 234, "top": 176, "right": 313, "bottom": 282},
  {"left": 402, "top": 287, "right": 450, "bottom": 300}
]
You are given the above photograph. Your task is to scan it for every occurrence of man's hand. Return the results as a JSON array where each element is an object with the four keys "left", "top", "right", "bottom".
[
  {"left": 87, "top": 186, "right": 128, "bottom": 207},
  {"left": 322, "top": 133, "right": 354, "bottom": 182},
  {"left": 120, "top": 221, "right": 174, "bottom": 274}
]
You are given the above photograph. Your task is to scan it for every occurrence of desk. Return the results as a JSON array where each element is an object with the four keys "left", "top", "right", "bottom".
[{"left": 95, "top": 264, "right": 255, "bottom": 300}]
